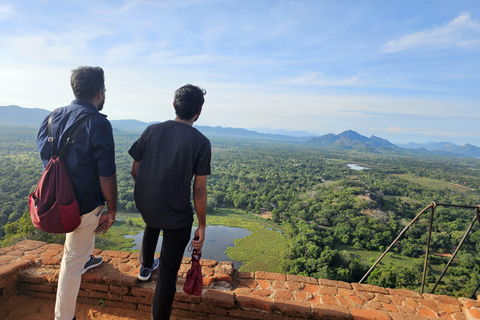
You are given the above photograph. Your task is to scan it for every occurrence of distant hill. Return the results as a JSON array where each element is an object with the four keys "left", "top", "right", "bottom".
[
  {"left": 2, "top": 105, "right": 479, "bottom": 157},
  {"left": 398, "top": 141, "right": 480, "bottom": 158},
  {"left": 306, "top": 130, "right": 403, "bottom": 153},
  {"left": 0, "top": 105, "right": 50, "bottom": 127}
]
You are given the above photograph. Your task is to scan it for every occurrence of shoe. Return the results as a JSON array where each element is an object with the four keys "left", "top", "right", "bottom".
[
  {"left": 138, "top": 257, "right": 159, "bottom": 281},
  {"left": 82, "top": 255, "right": 103, "bottom": 274}
]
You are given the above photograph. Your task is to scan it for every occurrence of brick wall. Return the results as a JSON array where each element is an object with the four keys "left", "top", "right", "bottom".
[{"left": 1, "top": 240, "right": 480, "bottom": 319}]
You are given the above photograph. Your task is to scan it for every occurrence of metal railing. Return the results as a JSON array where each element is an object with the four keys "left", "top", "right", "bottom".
[{"left": 359, "top": 202, "right": 480, "bottom": 298}]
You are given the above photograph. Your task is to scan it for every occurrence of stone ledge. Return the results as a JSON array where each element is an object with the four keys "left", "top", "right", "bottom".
[{"left": 1, "top": 240, "right": 480, "bottom": 320}]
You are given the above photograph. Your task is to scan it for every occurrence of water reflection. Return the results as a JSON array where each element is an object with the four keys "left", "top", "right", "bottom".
[{"left": 125, "top": 225, "right": 250, "bottom": 269}]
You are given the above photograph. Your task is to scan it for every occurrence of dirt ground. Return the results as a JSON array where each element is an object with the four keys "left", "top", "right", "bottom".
[{"left": 1, "top": 294, "right": 151, "bottom": 320}]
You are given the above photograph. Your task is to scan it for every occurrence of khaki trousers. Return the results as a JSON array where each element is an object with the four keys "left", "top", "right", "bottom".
[{"left": 54, "top": 205, "right": 103, "bottom": 320}]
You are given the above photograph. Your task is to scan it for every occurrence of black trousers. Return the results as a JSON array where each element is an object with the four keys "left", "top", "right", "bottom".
[{"left": 140, "top": 223, "right": 192, "bottom": 320}]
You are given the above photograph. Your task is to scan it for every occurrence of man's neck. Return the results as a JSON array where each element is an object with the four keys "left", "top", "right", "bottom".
[{"left": 173, "top": 117, "right": 194, "bottom": 126}]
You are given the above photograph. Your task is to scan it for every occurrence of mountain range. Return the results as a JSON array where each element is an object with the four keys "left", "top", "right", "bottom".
[{"left": 1, "top": 105, "right": 479, "bottom": 158}]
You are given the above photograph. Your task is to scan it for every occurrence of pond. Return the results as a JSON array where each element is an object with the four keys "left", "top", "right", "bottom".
[
  {"left": 125, "top": 225, "right": 250, "bottom": 269},
  {"left": 347, "top": 163, "right": 369, "bottom": 171}
]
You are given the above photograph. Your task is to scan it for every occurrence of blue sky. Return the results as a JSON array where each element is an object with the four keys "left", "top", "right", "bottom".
[{"left": 0, "top": 1, "right": 479, "bottom": 145}]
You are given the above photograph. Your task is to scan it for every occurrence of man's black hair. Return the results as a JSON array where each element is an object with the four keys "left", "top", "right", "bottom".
[
  {"left": 70, "top": 66, "right": 105, "bottom": 101},
  {"left": 174, "top": 84, "right": 206, "bottom": 120}
]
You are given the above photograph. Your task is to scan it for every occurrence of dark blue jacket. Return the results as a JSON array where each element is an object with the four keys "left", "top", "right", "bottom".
[{"left": 37, "top": 100, "right": 116, "bottom": 214}]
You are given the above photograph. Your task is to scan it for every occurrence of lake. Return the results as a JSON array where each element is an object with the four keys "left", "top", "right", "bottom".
[
  {"left": 125, "top": 225, "right": 251, "bottom": 269},
  {"left": 347, "top": 163, "right": 369, "bottom": 171}
]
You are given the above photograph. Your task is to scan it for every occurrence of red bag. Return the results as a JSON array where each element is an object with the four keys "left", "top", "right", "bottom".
[
  {"left": 183, "top": 249, "right": 203, "bottom": 296},
  {"left": 29, "top": 156, "right": 81, "bottom": 233},
  {"left": 29, "top": 113, "right": 97, "bottom": 234}
]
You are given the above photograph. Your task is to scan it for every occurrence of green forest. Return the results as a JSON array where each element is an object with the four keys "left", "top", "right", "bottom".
[{"left": 2, "top": 126, "right": 480, "bottom": 298}]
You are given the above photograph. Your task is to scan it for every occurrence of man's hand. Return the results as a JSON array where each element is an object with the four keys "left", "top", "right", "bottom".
[
  {"left": 192, "top": 226, "right": 205, "bottom": 251},
  {"left": 94, "top": 210, "right": 115, "bottom": 234}
]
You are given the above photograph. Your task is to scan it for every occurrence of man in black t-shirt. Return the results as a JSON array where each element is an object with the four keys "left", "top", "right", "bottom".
[{"left": 129, "top": 84, "right": 211, "bottom": 320}]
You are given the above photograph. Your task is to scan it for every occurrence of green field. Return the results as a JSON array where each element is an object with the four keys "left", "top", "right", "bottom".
[{"left": 393, "top": 173, "right": 475, "bottom": 192}]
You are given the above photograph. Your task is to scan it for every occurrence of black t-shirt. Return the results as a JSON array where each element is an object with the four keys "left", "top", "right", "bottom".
[{"left": 128, "top": 120, "right": 211, "bottom": 229}]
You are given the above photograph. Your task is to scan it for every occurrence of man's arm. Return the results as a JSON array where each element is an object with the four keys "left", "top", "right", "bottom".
[
  {"left": 130, "top": 160, "right": 139, "bottom": 180},
  {"left": 95, "top": 174, "right": 117, "bottom": 234},
  {"left": 192, "top": 175, "right": 207, "bottom": 251}
]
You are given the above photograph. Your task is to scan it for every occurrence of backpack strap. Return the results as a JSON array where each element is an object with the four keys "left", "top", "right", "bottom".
[{"left": 59, "top": 113, "right": 98, "bottom": 159}]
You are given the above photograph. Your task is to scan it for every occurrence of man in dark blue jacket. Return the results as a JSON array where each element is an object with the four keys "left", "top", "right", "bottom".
[{"left": 36, "top": 66, "right": 117, "bottom": 320}]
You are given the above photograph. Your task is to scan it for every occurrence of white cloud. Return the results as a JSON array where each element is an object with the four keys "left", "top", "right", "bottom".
[
  {"left": 371, "top": 126, "right": 468, "bottom": 138},
  {"left": 276, "top": 72, "right": 360, "bottom": 87},
  {"left": 383, "top": 13, "right": 480, "bottom": 53},
  {"left": 0, "top": 4, "right": 14, "bottom": 19}
]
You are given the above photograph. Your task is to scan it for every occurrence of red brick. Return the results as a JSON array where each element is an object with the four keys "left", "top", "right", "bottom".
[
  {"left": 417, "top": 298, "right": 440, "bottom": 311},
  {"left": 251, "top": 288, "right": 273, "bottom": 297},
  {"left": 365, "top": 300, "right": 384, "bottom": 310},
  {"left": 131, "top": 286, "right": 153, "bottom": 298},
  {"left": 307, "top": 294, "right": 321, "bottom": 305},
  {"left": 138, "top": 304, "right": 151, "bottom": 312},
  {"left": 123, "top": 295, "right": 152, "bottom": 305},
  {"left": 387, "top": 288, "right": 422, "bottom": 298},
  {"left": 303, "top": 283, "right": 319, "bottom": 294},
  {"left": 452, "top": 311, "right": 467, "bottom": 320},
  {"left": 203, "top": 289, "right": 235, "bottom": 308},
  {"left": 312, "top": 304, "right": 352, "bottom": 319},
  {"left": 321, "top": 295, "right": 339, "bottom": 305},
  {"left": 286, "top": 274, "right": 318, "bottom": 284},
  {"left": 374, "top": 294, "right": 391, "bottom": 304},
  {"left": 228, "top": 308, "right": 266, "bottom": 319},
  {"left": 350, "top": 308, "right": 391, "bottom": 320},
  {"left": 199, "top": 259, "right": 217, "bottom": 267},
  {"left": 174, "top": 291, "right": 202, "bottom": 304},
  {"left": 396, "top": 305, "right": 416, "bottom": 315},
  {"left": 238, "top": 278, "right": 258, "bottom": 288},
  {"left": 285, "top": 281, "right": 303, "bottom": 291},
  {"left": 255, "top": 271, "right": 286, "bottom": 281},
  {"left": 21, "top": 283, "right": 53, "bottom": 293},
  {"left": 257, "top": 279, "right": 272, "bottom": 289},
  {"left": 352, "top": 283, "right": 388, "bottom": 294},
  {"left": 234, "top": 287, "right": 254, "bottom": 295},
  {"left": 237, "top": 271, "right": 254, "bottom": 279},
  {"left": 418, "top": 307, "right": 437, "bottom": 317},
  {"left": 356, "top": 291, "right": 375, "bottom": 301},
  {"left": 272, "top": 281, "right": 287, "bottom": 290},
  {"left": 465, "top": 300, "right": 480, "bottom": 308},
  {"left": 319, "top": 286, "right": 337, "bottom": 295},
  {"left": 439, "top": 302, "right": 461, "bottom": 314},
  {"left": 274, "top": 300, "right": 311, "bottom": 318},
  {"left": 390, "top": 295, "right": 405, "bottom": 306},
  {"left": 40, "top": 244, "right": 64, "bottom": 251},
  {"left": 0, "top": 275, "right": 17, "bottom": 289},
  {"left": 15, "top": 240, "right": 46, "bottom": 250},
  {"left": 202, "top": 266, "right": 215, "bottom": 277},
  {"left": 469, "top": 309, "right": 480, "bottom": 319},
  {"left": 101, "top": 250, "right": 131, "bottom": 258},
  {"left": 195, "top": 303, "right": 228, "bottom": 315},
  {"left": 40, "top": 257, "right": 61, "bottom": 265},
  {"left": 0, "top": 260, "right": 31, "bottom": 279},
  {"left": 383, "top": 302, "right": 398, "bottom": 313},
  {"left": 237, "top": 294, "right": 273, "bottom": 312},
  {"left": 294, "top": 290, "right": 309, "bottom": 301},
  {"left": 273, "top": 289, "right": 294, "bottom": 300},
  {"left": 348, "top": 295, "right": 364, "bottom": 306},
  {"left": 203, "top": 276, "right": 214, "bottom": 286},
  {"left": 337, "top": 296, "right": 358, "bottom": 307},
  {"left": 109, "top": 285, "right": 129, "bottom": 295},
  {"left": 81, "top": 283, "right": 109, "bottom": 292},
  {"left": 338, "top": 288, "right": 355, "bottom": 296},
  {"left": 404, "top": 297, "right": 419, "bottom": 309}
]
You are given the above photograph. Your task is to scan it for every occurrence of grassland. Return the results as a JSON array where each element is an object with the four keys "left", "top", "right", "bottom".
[{"left": 393, "top": 173, "right": 474, "bottom": 192}]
